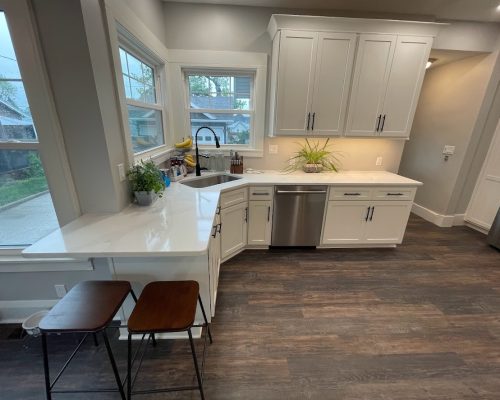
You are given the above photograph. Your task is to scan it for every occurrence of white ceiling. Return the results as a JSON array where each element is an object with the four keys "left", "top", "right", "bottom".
[{"left": 162, "top": 0, "right": 500, "bottom": 22}]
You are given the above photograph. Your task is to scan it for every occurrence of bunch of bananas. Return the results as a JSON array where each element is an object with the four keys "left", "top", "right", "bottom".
[
  {"left": 174, "top": 137, "right": 192, "bottom": 149},
  {"left": 184, "top": 154, "right": 196, "bottom": 168}
]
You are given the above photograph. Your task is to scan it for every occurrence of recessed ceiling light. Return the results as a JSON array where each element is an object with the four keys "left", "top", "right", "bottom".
[{"left": 497, "top": 4, "right": 500, "bottom": 11}]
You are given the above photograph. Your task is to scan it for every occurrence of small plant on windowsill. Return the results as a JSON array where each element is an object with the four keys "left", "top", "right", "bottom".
[
  {"left": 284, "top": 138, "right": 341, "bottom": 173},
  {"left": 127, "top": 160, "right": 165, "bottom": 206}
]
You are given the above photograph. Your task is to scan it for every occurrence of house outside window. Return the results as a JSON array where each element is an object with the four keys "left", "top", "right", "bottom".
[
  {"left": 0, "top": 11, "right": 58, "bottom": 247},
  {"left": 118, "top": 46, "right": 165, "bottom": 155},
  {"left": 184, "top": 71, "right": 254, "bottom": 147}
]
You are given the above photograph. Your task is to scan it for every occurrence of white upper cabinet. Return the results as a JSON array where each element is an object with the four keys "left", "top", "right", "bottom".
[
  {"left": 379, "top": 36, "right": 433, "bottom": 137},
  {"left": 274, "top": 30, "right": 317, "bottom": 135},
  {"left": 267, "top": 15, "right": 440, "bottom": 139},
  {"left": 272, "top": 30, "right": 356, "bottom": 136},
  {"left": 345, "top": 34, "right": 396, "bottom": 137},
  {"left": 310, "top": 32, "right": 357, "bottom": 136}
]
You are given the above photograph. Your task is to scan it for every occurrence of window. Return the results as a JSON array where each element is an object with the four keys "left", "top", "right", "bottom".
[
  {"left": 0, "top": 11, "right": 58, "bottom": 247},
  {"left": 119, "top": 46, "right": 164, "bottom": 155},
  {"left": 185, "top": 71, "right": 254, "bottom": 146}
]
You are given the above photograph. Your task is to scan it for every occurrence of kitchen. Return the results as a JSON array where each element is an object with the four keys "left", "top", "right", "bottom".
[{"left": 1, "top": 0, "right": 500, "bottom": 399}]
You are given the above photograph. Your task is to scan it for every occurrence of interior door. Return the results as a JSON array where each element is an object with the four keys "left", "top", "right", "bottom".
[
  {"left": 379, "top": 36, "right": 432, "bottom": 138},
  {"left": 345, "top": 34, "right": 397, "bottom": 137},
  {"left": 322, "top": 201, "right": 371, "bottom": 245},
  {"left": 466, "top": 118, "right": 500, "bottom": 230},
  {"left": 309, "top": 32, "right": 357, "bottom": 136},
  {"left": 275, "top": 30, "right": 317, "bottom": 135},
  {"left": 363, "top": 201, "right": 412, "bottom": 244}
]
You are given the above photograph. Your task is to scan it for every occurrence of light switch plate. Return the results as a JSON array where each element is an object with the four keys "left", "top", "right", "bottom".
[
  {"left": 443, "top": 145, "right": 455, "bottom": 155},
  {"left": 376, "top": 156, "right": 383, "bottom": 166},
  {"left": 268, "top": 144, "right": 278, "bottom": 154},
  {"left": 55, "top": 284, "right": 67, "bottom": 298},
  {"left": 118, "top": 163, "right": 126, "bottom": 182}
]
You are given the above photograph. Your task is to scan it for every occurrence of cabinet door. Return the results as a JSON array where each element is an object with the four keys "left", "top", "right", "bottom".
[
  {"left": 275, "top": 30, "right": 317, "bottom": 135},
  {"left": 220, "top": 202, "right": 248, "bottom": 260},
  {"left": 363, "top": 201, "right": 412, "bottom": 244},
  {"left": 310, "top": 32, "right": 357, "bottom": 136},
  {"left": 209, "top": 213, "right": 221, "bottom": 317},
  {"left": 379, "top": 36, "right": 432, "bottom": 138},
  {"left": 248, "top": 200, "right": 272, "bottom": 245},
  {"left": 322, "top": 201, "right": 371, "bottom": 245},
  {"left": 345, "top": 34, "right": 397, "bottom": 137}
]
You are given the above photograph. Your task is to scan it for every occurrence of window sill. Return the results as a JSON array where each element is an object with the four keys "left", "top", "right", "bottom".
[
  {"left": 134, "top": 146, "right": 175, "bottom": 165},
  {"left": 197, "top": 147, "right": 263, "bottom": 158}
]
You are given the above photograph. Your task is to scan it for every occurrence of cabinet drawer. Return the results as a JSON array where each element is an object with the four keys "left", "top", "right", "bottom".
[
  {"left": 373, "top": 187, "right": 416, "bottom": 201},
  {"left": 220, "top": 187, "right": 248, "bottom": 209},
  {"left": 329, "top": 186, "right": 372, "bottom": 201},
  {"left": 249, "top": 186, "right": 274, "bottom": 201}
]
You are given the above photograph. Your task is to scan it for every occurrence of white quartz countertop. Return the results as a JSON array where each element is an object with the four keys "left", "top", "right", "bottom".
[{"left": 23, "top": 170, "right": 421, "bottom": 259}]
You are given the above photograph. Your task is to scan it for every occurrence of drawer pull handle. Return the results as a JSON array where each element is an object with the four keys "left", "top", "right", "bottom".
[
  {"left": 267, "top": 206, "right": 271, "bottom": 222},
  {"left": 365, "top": 206, "right": 370, "bottom": 221},
  {"left": 369, "top": 206, "right": 375, "bottom": 221},
  {"left": 344, "top": 192, "right": 361, "bottom": 196},
  {"left": 217, "top": 223, "right": 222, "bottom": 234},
  {"left": 211, "top": 225, "right": 217, "bottom": 238},
  {"left": 387, "top": 193, "right": 404, "bottom": 196},
  {"left": 252, "top": 192, "right": 269, "bottom": 196}
]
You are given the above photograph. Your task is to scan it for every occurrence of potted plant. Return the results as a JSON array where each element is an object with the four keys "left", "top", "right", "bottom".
[
  {"left": 284, "top": 138, "right": 341, "bottom": 173},
  {"left": 127, "top": 160, "right": 165, "bottom": 206}
]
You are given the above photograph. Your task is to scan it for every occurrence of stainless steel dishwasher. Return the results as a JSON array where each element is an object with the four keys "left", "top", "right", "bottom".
[{"left": 271, "top": 185, "right": 327, "bottom": 246}]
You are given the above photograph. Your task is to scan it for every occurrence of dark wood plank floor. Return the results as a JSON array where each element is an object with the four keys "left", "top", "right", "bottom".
[{"left": 1, "top": 215, "right": 499, "bottom": 399}]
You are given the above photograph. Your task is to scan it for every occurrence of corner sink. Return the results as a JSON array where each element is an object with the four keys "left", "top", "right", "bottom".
[{"left": 181, "top": 174, "right": 242, "bottom": 188}]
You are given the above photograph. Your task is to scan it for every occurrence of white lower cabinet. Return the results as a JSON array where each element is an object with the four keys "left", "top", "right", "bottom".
[
  {"left": 322, "top": 201, "right": 371, "bottom": 245},
  {"left": 322, "top": 200, "right": 412, "bottom": 245},
  {"left": 208, "top": 209, "right": 221, "bottom": 317},
  {"left": 247, "top": 200, "right": 273, "bottom": 245},
  {"left": 220, "top": 201, "right": 248, "bottom": 260},
  {"left": 364, "top": 201, "right": 412, "bottom": 244}
]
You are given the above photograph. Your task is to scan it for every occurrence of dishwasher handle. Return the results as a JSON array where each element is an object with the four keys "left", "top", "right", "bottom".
[{"left": 276, "top": 190, "right": 327, "bottom": 195}]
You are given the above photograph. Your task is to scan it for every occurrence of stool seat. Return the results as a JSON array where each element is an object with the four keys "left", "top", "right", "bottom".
[
  {"left": 40, "top": 280, "right": 132, "bottom": 332},
  {"left": 128, "top": 281, "right": 199, "bottom": 333}
]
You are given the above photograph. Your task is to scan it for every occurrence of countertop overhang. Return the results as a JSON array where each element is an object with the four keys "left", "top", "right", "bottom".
[{"left": 22, "top": 171, "right": 421, "bottom": 259}]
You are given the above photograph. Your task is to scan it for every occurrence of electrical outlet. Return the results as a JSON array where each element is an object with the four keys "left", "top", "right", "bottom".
[
  {"left": 118, "top": 163, "right": 126, "bottom": 182},
  {"left": 268, "top": 144, "right": 278, "bottom": 154},
  {"left": 376, "top": 156, "right": 383, "bottom": 166},
  {"left": 443, "top": 145, "right": 455, "bottom": 155},
  {"left": 55, "top": 284, "right": 67, "bottom": 298}
]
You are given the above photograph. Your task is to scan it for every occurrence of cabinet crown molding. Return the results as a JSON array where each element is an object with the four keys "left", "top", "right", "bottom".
[{"left": 267, "top": 14, "right": 447, "bottom": 39}]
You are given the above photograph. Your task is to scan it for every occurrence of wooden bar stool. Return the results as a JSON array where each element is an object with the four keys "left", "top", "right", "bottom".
[
  {"left": 39, "top": 280, "right": 136, "bottom": 400},
  {"left": 127, "top": 280, "right": 212, "bottom": 400}
]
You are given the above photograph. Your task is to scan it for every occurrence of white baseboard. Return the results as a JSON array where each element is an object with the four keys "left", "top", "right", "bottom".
[
  {"left": 412, "top": 203, "right": 464, "bottom": 228},
  {"left": 0, "top": 299, "right": 58, "bottom": 323}
]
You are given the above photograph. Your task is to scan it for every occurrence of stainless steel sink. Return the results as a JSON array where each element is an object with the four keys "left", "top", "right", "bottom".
[{"left": 180, "top": 174, "right": 241, "bottom": 188}]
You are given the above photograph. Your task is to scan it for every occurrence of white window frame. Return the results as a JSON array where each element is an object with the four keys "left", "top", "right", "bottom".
[
  {"left": 167, "top": 49, "right": 267, "bottom": 158},
  {"left": 115, "top": 28, "right": 169, "bottom": 160},
  {"left": 183, "top": 69, "right": 256, "bottom": 148},
  {"left": 0, "top": 0, "right": 80, "bottom": 254}
]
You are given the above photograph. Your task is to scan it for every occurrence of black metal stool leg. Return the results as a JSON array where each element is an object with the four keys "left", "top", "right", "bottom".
[
  {"left": 188, "top": 328, "right": 205, "bottom": 400},
  {"left": 151, "top": 333, "right": 157, "bottom": 347},
  {"left": 127, "top": 333, "right": 132, "bottom": 400},
  {"left": 102, "top": 330, "right": 126, "bottom": 400},
  {"left": 41, "top": 332, "right": 52, "bottom": 400},
  {"left": 93, "top": 332, "right": 99, "bottom": 347},
  {"left": 198, "top": 295, "right": 213, "bottom": 344}
]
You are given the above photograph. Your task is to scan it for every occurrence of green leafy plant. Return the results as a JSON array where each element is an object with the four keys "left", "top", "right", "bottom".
[
  {"left": 284, "top": 138, "right": 341, "bottom": 173},
  {"left": 127, "top": 160, "right": 165, "bottom": 196}
]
